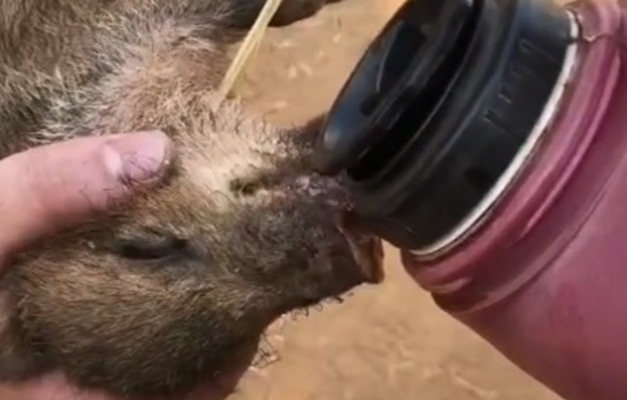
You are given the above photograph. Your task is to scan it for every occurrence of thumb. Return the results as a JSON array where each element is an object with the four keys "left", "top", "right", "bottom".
[{"left": 0, "top": 131, "right": 172, "bottom": 260}]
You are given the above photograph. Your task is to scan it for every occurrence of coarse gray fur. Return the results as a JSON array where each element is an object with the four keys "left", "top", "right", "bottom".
[{"left": 0, "top": 0, "right": 383, "bottom": 398}]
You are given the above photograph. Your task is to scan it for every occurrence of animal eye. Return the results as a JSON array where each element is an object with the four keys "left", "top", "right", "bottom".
[
  {"left": 113, "top": 234, "right": 189, "bottom": 260},
  {"left": 229, "top": 177, "right": 261, "bottom": 196}
]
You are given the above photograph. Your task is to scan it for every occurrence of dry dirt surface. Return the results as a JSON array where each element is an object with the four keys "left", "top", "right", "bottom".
[{"left": 230, "top": 1, "right": 562, "bottom": 399}]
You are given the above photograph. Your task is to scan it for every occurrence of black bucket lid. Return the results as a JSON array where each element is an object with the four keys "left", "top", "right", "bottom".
[{"left": 313, "top": 0, "right": 574, "bottom": 250}]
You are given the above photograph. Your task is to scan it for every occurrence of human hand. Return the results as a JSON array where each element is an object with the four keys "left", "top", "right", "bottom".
[
  {"left": 0, "top": 131, "right": 172, "bottom": 268},
  {"left": 0, "top": 132, "right": 254, "bottom": 400}
]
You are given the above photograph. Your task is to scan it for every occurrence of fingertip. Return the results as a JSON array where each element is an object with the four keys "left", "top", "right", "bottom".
[{"left": 103, "top": 131, "right": 173, "bottom": 188}]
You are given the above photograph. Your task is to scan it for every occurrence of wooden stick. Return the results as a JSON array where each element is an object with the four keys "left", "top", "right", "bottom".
[{"left": 217, "top": 0, "right": 285, "bottom": 102}]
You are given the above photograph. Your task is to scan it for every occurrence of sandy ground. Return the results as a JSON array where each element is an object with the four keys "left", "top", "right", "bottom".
[{"left": 229, "top": 1, "right": 562, "bottom": 399}]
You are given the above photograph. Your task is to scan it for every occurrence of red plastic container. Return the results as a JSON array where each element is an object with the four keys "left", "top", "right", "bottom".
[{"left": 402, "top": 1, "right": 627, "bottom": 399}]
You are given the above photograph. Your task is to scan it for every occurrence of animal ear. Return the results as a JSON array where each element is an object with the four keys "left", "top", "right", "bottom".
[
  {"left": 217, "top": 0, "right": 330, "bottom": 29},
  {"left": 269, "top": 0, "right": 329, "bottom": 27}
]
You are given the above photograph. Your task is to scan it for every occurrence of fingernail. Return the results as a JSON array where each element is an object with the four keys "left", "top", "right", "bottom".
[{"left": 103, "top": 131, "right": 172, "bottom": 186}]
